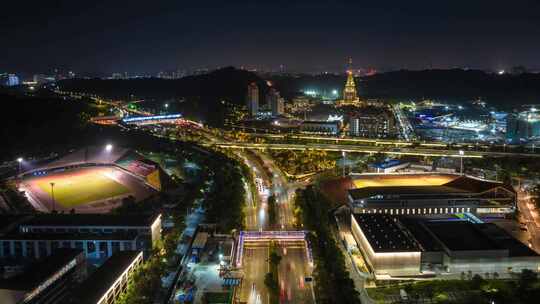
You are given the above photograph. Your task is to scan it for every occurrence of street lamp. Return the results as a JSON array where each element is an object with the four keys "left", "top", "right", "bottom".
[
  {"left": 342, "top": 151, "right": 346, "bottom": 177},
  {"left": 17, "top": 157, "right": 23, "bottom": 174},
  {"left": 50, "top": 182, "right": 56, "bottom": 212},
  {"left": 459, "top": 150, "right": 464, "bottom": 175}
]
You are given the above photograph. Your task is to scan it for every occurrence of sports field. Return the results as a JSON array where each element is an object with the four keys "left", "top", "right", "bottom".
[
  {"left": 353, "top": 174, "right": 456, "bottom": 189},
  {"left": 34, "top": 168, "right": 130, "bottom": 208}
]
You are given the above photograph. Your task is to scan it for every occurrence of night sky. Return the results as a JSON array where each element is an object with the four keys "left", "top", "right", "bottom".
[{"left": 2, "top": 0, "right": 540, "bottom": 75}]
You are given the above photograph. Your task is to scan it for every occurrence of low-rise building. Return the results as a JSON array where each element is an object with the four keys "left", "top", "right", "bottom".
[
  {"left": 0, "top": 249, "right": 86, "bottom": 304},
  {"left": 0, "top": 213, "right": 161, "bottom": 264},
  {"left": 66, "top": 251, "right": 143, "bottom": 304},
  {"left": 351, "top": 214, "right": 540, "bottom": 278},
  {"left": 348, "top": 174, "right": 516, "bottom": 216},
  {"left": 299, "top": 121, "right": 340, "bottom": 135}
]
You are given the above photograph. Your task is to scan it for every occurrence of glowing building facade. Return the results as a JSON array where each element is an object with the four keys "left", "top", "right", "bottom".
[{"left": 246, "top": 82, "right": 259, "bottom": 117}]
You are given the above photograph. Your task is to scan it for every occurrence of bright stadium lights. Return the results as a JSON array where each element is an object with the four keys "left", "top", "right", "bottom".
[
  {"left": 17, "top": 157, "right": 23, "bottom": 163},
  {"left": 105, "top": 144, "right": 113, "bottom": 152}
]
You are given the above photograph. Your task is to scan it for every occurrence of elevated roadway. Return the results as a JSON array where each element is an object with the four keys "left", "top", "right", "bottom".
[{"left": 208, "top": 142, "right": 540, "bottom": 158}]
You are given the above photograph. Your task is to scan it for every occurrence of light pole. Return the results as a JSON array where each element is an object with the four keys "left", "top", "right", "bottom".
[
  {"left": 17, "top": 157, "right": 23, "bottom": 175},
  {"left": 105, "top": 144, "right": 113, "bottom": 163},
  {"left": 50, "top": 182, "right": 56, "bottom": 212},
  {"left": 342, "top": 151, "right": 346, "bottom": 177},
  {"left": 459, "top": 150, "right": 464, "bottom": 175}
]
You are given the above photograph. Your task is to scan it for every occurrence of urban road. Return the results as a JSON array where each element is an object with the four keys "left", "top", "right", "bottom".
[
  {"left": 238, "top": 149, "right": 315, "bottom": 304},
  {"left": 208, "top": 142, "right": 540, "bottom": 158}
]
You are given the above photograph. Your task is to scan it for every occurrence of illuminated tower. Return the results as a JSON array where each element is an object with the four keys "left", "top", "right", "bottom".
[
  {"left": 246, "top": 82, "right": 259, "bottom": 117},
  {"left": 343, "top": 70, "right": 358, "bottom": 103}
]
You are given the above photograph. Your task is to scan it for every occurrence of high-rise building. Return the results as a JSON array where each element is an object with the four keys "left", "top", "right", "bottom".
[
  {"left": 266, "top": 87, "right": 284, "bottom": 116},
  {"left": 506, "top": 108, "right": 540, "bottom": 143},
  {"left": 2, "top": 74, "right": 20, "bottom": 87},
  {"left": 246, "top": 82, "right": 259, "bottom": 117}
]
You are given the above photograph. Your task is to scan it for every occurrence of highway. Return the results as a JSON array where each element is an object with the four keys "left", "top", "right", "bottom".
[{"left": 209, "top": 141, "right": 540, "bottom": 158}]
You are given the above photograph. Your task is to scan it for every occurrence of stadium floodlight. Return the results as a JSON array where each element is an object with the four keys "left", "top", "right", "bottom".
[
  {"left": 105, "top": 144, "right": 113, "bottom": 152},
  {"left": 17, "top": 157, "right": 23, "bottom": 163}
]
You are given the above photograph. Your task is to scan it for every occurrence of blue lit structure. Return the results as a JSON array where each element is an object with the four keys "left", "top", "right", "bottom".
[{"left": 122, "top": 113, "right": 182, "bottom": 123}]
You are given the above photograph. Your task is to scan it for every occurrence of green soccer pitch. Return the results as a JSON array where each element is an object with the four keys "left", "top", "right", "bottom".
[{"left": 36, "top": 168, "right": 130, "bottom": 208}]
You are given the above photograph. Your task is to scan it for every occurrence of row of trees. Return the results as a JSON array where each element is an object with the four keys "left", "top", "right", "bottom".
[
  {"left": 294, "top": 186, "right": 361, "bottom": 304},
  {"left": 267, "top": 195, "right": 277, "bottom": 227},
  {"left": 264, "top": 241, "right": 282, "bottom": 304}
]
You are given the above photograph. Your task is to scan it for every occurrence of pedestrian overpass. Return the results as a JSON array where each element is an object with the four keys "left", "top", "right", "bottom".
[{"left": 234, "top": 230, "right": 313, "bottom": 267}]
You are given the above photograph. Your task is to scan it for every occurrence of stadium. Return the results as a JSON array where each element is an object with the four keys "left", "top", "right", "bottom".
[{"left": 18, "top": 146, "right": 165, "bottom": 213}]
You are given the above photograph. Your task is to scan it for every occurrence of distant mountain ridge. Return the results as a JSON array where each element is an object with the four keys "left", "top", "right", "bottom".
[{"left": 58, "top": 67, "right": 540, "bottom": 119}]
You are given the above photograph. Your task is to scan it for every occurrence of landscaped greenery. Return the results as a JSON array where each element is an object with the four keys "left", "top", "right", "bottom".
[
  {"left": 267, "top": 195, "right": 277, "bottom": 227},
  {"left": 294, "top": 186, "right": 361, "bottom": 304},
  {"left": 368, "top": 271, "right": 540, "bottom": 304},
  {"left": 269, "top": 149, "right": 337, "bottom": 176}
]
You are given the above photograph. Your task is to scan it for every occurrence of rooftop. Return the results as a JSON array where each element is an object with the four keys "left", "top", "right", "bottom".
[
  {"left": 352, "top": 214, "right": 420, "bottom": 253},
  {"left": 352, "top": 173, "right": 456, "bottom": 189},
  {"left": 0, "top": 249, "right": 83, "bottom": 291},
  {"left": 349, "top": 174, "right": 514, "bottom": 200},
  {"left": 424, "top": 221, "right": 499, "bottom": 251},
  {"left": 71, "top": 251, "right": 142, "bottom": 304},
  {"left": 2, "top": 231, "right": 138, "bottom": 241},
  {"left": 352, "top": 215, "right": 538, "bottom": 257},
  {"left": 20, "top": 213, "right": 160, "bottom": 227}
]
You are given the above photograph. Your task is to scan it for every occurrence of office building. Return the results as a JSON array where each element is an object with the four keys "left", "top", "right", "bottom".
[
  {"left": 246, "top": 82, "right": 259, "bottom": 117},
  {"left": 67, "top": 251, "right": 143, "bottom": 304},
  {"left": 0, "top": 214, "right": 161, "bottom": 263},
  {"left": 351, "top": 214, "right": 540, "bottom": 278},
  {"left": 349, "top": 106, "right": 397, "bottom": 138},
  {"left": 347, "top": 173, "right": 516, "bottom": 216},
  {"left": 0, "top": 249, "right": 86, "bottom": 304}
]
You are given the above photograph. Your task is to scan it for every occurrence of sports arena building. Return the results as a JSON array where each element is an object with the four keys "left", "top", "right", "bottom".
[
  {"left": 351, "top": 214, "right": 540, "bottom": 278},
  {"left": 347, "top": 173, "right": 516, "bottom": 216}
]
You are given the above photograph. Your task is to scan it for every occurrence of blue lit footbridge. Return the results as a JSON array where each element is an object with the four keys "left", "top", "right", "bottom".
[{"left": 234, "top": 230, "right": 313, "bottom": 267}]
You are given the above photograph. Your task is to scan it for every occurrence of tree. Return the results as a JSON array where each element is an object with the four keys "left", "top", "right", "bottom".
[
  {"left": 471, "top": 274, "right": 485, "bottom": 289},
  {"left": 267, "top": 195, "right": 277, "bottom": 227}
]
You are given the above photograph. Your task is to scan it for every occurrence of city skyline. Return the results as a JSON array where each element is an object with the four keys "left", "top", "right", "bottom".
[{"left": 2, "top": 0, "right": 540, "bottom": 74}]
